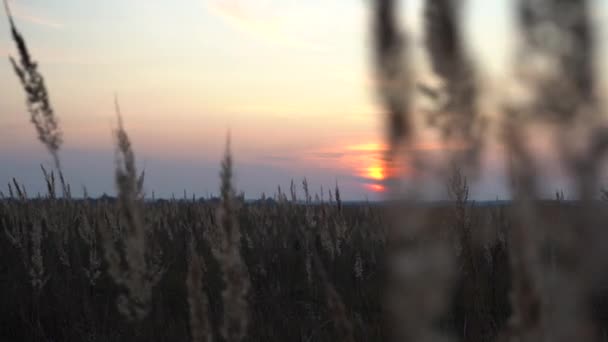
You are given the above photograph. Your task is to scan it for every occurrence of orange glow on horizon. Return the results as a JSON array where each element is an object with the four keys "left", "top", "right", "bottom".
[
  {"left": 305, "top": 140, "right": 424, "bottom": 193},
  {"left": 347, "top": 142, "right": 388, "bottom": 152},
  {"left": 365, "top": 183, "right": 385, "bottom": 192}
]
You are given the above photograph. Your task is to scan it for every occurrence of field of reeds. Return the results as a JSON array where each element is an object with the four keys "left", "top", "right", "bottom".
[
  {"left": 4, "top": 0, "right": 608, "bottom": 341},
  {"left": 3, "top": 177, "right": 608, "bottom": 342},
  {"left": 0, "top": 173, "right": 505, "bottom": 342},
  {"left": 0, "top": 179, "right": 387, "bottom": 341}
]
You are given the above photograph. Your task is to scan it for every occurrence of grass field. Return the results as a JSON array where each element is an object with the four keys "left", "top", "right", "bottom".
[{"left": 2, "top": 186, "right": 607, "bottom": 341}]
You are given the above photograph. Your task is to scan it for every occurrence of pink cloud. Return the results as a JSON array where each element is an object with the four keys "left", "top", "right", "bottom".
[
  {"left": 206, "top": 0, "right": 322, "bottom": 51},
  {"left": 5, "top": 1, "right": 64, "bottom": 29}
]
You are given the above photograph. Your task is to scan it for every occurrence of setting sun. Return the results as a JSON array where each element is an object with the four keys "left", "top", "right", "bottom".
[{"left": 366, "top": 165, "right": 385, "bottom": 181}]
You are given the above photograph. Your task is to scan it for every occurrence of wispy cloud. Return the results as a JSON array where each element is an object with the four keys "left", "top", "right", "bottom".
[
  {"left": 5, "top": 1, "right": 64, "bottom": 29},
  {"left": 13, "top": 12, "right": 63, "bottom": 29},
  {"left": 364, "top": 183, "right": 386, "bottom": 193},
  {"left": 206, "top": 0, "right": 322, "bottom": 51},
  {"left": 259, "top": 155, "right": 295, "bottom": 163}
]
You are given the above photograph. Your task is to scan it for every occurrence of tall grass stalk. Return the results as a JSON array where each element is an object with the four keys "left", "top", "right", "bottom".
[
  {"left": 216, "top": 135, "right": 250, "bottom": 342},
  {"left": 507, "top": 1, "right": 606, "bottom": 340},
  {"left": 100, "top": 97, "right": 161, "bottom": 320},
  {"left": 187, "top": 238, "right": 212, "bottom": 342},
  {"left": 374, "top": 1, "right": 457, "bottom": 341},
  {"left": 373, "top": 0, "right": 411, "bottom": 151},
  {"left": 424, "top": 0, "right": 483, "bottom": 173},
  {"left": 3, "top": 0, "right": 62, "bottom": 170}
]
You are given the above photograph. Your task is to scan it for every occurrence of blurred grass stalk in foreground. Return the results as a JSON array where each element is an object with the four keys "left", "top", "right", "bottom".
[{"left": 373, "top": 0, "right": 607, "bottom": 341}]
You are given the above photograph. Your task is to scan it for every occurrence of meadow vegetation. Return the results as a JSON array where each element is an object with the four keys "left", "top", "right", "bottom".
[{"left": 3, "top": 0, "right": 608, "bottom": 341}]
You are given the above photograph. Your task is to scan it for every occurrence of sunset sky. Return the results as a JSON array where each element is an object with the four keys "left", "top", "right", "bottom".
[{"left": 1, "top": 0, "right": 606, "bottom": 200}]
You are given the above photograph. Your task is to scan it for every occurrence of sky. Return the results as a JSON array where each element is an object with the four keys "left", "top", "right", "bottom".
[{"left": 0, "top": 0, "right": 606, "bottom": 200}]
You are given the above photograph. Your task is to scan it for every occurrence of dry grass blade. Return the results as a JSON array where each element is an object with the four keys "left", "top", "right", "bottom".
[
  {"left": 40, "top": 165, "right": 56, "bottom": 199},
  {"left": 518, "top": 0, "right": 595, "bottom": 118},
  {"left": 373, "top": 0, "right": 411, "bottom": 150},
  {"left": 500, "top": 1, "right": 603, "bottom": 341},
  {"left": 374, "top": 2, "right": 456, "bottom": 342},
  {"left": 216, "top": 135, "right": 250, "bottom": 342},
  {"left": 424, "top": 0, "right": 483, "bottom": 172},
  {"left": 115, "top": 98, "right": 141, "bottom": 206},
  {"left": 3, "top": 0, "right": 62, "bottom": 171},
  {"left": 311, "top": 247, "right": 355, "bottom": 342},
  {"left": 99, "top": 96, "right": 159, "bottom": 321},
  {"left": 424, "top": 0, "right": 461, "bottom": 81},
  {"left": 114, "top": 97, "right": 147, "bottom": 319},
  {"left": 187, "top": 239, "right": 212, "bottom": 342},
  {"left": 12, "top": 177, "right": 26, "bottom": 200}
]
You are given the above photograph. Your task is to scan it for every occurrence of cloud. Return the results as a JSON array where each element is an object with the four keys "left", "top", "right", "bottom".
[
  {"left": 308, "top": 152, "right": 346, "bottom": 159},
  {"left": 365, "top": 183, "right": 386, "bottom": 193},
  {"left": 259, "top": 155, "right": 295, "bottom": 162},
  {"left": 206, "top": 0, "right": 322, "bottom": 51},
  {"left": 7, "top": 2, "right": 64, "bottom": 29}
]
